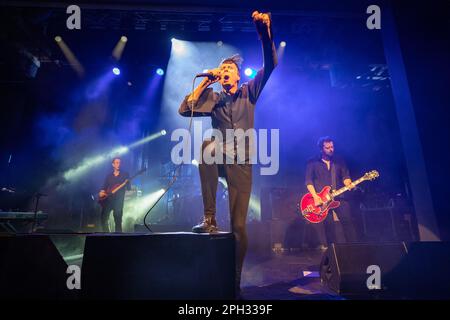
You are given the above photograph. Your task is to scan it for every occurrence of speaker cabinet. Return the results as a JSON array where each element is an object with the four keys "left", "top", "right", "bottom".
[
  {"left": 320, "top": 242, "right": 407, "bottom": 297},
  {"left": 0, "top": 234, "right": 71, "bottom": 299},
  {"left": 320, "top": 241, "right": 450, "bottom": 299},
  {"left": 81, "top": 232, "right": 235, "bottom": 299}
]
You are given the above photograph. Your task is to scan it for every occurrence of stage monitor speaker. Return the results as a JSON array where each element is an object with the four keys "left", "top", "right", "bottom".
[
  {"left": 0, "top": 234, "right": 72, "bottom": 299},
  {"left": 320, "top": 241, "right": 450, "bottom": 299},
  {"left": 320, "top": 242, "right": 408, "bottom": 297},
  {"left": 81, "top": 232, "right": 235, "bottom": 299}
]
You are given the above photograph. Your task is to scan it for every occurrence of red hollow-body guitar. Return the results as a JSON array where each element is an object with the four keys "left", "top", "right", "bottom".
[{"left": 299, "top": 170, "right": 379, "bottom": 223}]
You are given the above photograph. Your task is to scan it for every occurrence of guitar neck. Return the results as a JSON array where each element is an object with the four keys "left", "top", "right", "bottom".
[
  {"left": 111, "top": 179, "right": 129, "bottom": 194},
  {"left": 331, "top": 176, "right": 366, "bottom": 197},
  {"left": 110, "top": 170, "right": 145, "bottom": 194}
]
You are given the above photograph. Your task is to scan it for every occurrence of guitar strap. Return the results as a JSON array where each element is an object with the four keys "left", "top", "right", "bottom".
[
  {"left": 331, "top": 161, "right": 337, "bottom": 191},
  {"left": 330, "top": 162, "right": 340, "bottom": 221}
]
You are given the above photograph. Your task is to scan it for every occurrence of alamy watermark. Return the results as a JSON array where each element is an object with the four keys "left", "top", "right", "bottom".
[
  {"left": 366, "top": 5, "right": 381, "bottom": 30},
  {"left": 66, "top": 265, "right": 81, "bottom": 290},
  {"left": 66, "top": 5, "right": 81, "bottom": 30},
  {"left": 366, "top": 264, "right": 381, "bottom": 290},
  {"left": 171, "top": 121, "right": 280, "bottom": 175}
]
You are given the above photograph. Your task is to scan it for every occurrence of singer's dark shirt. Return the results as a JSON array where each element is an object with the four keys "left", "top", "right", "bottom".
[
  {"left": 178, "top": 27, "right": 278, "bottom": 162},
  {"left": 305, "top": 156, "right": 351, "bottom": 195}
]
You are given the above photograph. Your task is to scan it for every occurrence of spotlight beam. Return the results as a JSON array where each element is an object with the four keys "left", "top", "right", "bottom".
[
  {"left": 112, "top": 36, "right": 128, "bottom": 61},
  {"left": 63, "top": 130, "right": 166, "bottom": 181},
  {"left": 55, "top": 36, "right": 85, "bottom": 77},
  {"left": 128, "top": 131, "right": 166, "bottom": 149},
  {"left": 277, "top": 41, "right": 286, "bottom": 60}
]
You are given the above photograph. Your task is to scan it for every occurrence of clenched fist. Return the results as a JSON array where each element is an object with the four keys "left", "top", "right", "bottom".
[{"left": 252, "top": 11, "right": 272, "bottom": 39}]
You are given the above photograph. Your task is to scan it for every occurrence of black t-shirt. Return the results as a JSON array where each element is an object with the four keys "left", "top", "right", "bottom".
[
  {"left": 305, "top": 156, "right": 351, "bottom": 193},
  {"left": 102, "top": 171, "right": 130, "bottom": 207}
]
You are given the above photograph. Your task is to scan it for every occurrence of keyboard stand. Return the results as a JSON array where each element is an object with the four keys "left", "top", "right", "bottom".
[{"left": 0, "top": 221, "right": 18, "bottom": 233}]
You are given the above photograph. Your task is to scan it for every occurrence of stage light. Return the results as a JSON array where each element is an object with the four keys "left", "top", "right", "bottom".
[
  {"left": 191, "top": 159, "right": 199, "bottom": 166},
  {"left": 156, "top": 68, "right": 165, "bottom": 76},
  {"left": 280, "top": 41, "right": 286, "bottom": 47},
  {"left": 245, "top": 68, "right": 257, "bottom": 79},
  {"left": 160, "top": 129, "right": 167, "bottom": 135},
  {"left": 54, "top": 36, "right": 85, "bottom": 77},
  {"left": 113, "top": 67, "right": 121, "bottom": 75},
  {"left": 113, "top": 36, "right": 128, "bottom": 61},
  {"left": 133, "top": 188, "right": 166, "bottom": 212},
  {"left": 171, "top": 39, "right": 186, "bottom": 55},
  {"left": 217, "top": 41, "right": 223, "bottom": 47},
  {"left": 121, "top": 188, "right": 167, "bottom": 230},
  {"left": 219, "top": 177, "right": 228, "bottom": 188}
]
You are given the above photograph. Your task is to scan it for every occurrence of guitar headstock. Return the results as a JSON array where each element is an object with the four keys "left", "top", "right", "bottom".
[{"left": 363, "top": 170, "right": 379, "bottom": 181}]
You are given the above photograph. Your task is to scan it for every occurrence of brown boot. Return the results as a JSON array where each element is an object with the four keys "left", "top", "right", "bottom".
[{"left": 192, "top": 216, "right": 218, "bottom": 233}]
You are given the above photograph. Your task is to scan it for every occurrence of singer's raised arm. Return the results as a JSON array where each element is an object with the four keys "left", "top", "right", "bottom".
[{"left": 248, "top": 12, "right": 278, "bottom": 103}]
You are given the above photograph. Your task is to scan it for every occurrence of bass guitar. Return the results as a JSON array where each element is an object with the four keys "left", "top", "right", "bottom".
[{"left": 98, "top": 168, "right": 146, "bottom": 207}]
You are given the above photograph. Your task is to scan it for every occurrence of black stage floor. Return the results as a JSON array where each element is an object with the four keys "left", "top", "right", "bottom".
[{"left": 242, "top": 249, "right": 341, "bottom": 300}]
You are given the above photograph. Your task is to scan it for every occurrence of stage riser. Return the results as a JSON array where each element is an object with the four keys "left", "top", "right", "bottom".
[{"left": 81, "top": 233, "right": 236, "bottom": 300}]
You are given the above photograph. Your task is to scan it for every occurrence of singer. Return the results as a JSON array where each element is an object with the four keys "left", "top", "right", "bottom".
[{"left": 178, "top": 11, "right": 277, "bottom": 297}]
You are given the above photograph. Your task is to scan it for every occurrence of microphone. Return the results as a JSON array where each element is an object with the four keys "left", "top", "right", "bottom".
[{"left": 195, "top": 72, "right": 220, "bottom": 80}]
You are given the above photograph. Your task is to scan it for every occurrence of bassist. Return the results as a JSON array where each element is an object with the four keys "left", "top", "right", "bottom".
[
  {"left": 305, "top": 137, "right": 357, "bottom": 244},
  {"left": 99, "top": 157, "right": 130, "bottom": 232}
]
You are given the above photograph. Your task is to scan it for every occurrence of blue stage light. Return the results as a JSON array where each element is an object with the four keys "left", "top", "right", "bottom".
[
  {"left": 112, "top": 67, "right": 121, "bottom": 75},
  {"left": 156, "top": 68, "right": 165, "bottom": 76},
  {"left": 245, "top": 68, "right": 257, "bottom": 79}
]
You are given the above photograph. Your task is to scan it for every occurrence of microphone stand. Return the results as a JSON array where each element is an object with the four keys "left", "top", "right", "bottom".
[{"left": 31, "top": 193, "right": 44, "bottom": 233}]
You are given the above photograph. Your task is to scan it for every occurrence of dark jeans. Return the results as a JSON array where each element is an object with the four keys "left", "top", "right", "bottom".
[
  {"left": 323, "top": 200, "right": 357, "bottom": 244},
  {"left": 198, "top": 146, "right": 252, "bottom": 291},
  {"left": 100, "top": 202, "right": 123, "bottom": 232}
]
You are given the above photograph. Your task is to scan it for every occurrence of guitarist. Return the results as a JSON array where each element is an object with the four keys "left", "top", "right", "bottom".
[
  {"left": 99, "top": 157, "right": 130, "bottom": 232},
  {"left": 305, "top": 136, "right": 357, "bottom": 245}
]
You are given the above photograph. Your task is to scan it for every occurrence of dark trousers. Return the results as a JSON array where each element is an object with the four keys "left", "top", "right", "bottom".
[
  {"left": 323, "top": 201, "right": 357, "bottom": 244},
  {"left": 199, "top": 158, "right": 252, "bottom": 291},
  {"left": 100, "top": 202, "right": 123, "bottom": 232}
]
